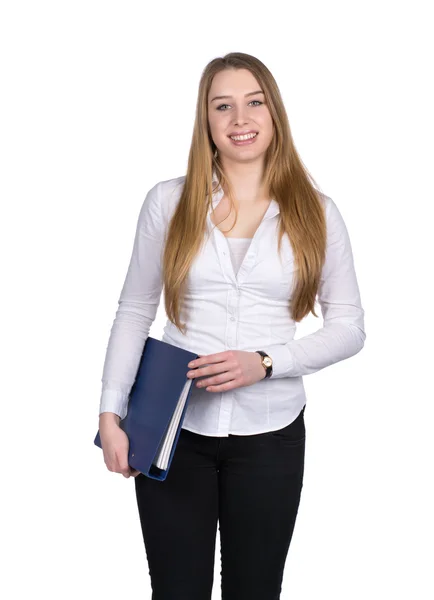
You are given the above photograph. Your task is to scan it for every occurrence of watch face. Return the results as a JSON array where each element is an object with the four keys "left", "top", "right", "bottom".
[{"left": 264, "top": 357, "right": 272, "bottom": 367}]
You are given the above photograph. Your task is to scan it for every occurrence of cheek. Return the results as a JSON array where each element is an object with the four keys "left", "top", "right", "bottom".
[
  {"left": 208, "top": 111, "right": 221, "bottom": 132},
  {"left": 208, "top": 117, "right": 229, "bottom": 144},
  {"left": 260, "top": 113, "right": 274, "bottom": 139},
  {"left": 207, "top": 117, "right": 217, "bottom": 138},
  {"left": 209, "top": 110, "right": 226, "bottom": 126}
]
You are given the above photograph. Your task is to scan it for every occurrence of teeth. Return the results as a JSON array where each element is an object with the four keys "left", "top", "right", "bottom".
[{"left": 230, "top": 132, "right": 257, "bottom": 141}]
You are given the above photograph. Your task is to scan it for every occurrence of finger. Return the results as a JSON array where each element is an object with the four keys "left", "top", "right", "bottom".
[
  {"left": 206, "top": 379, "right": 238, "bottom": 392},
  {"left": 201, "top": 372, "right": 238, "bottom": 391},
  {"left": 196, "top": 360, "right": 234, "bottom": 379},
  {"left": 119, "top": 460, "right": 131, "bottom": 478},
  {"left": 190, "top": 352, "right": 230, "bottom": 369},
  {"left": 130, "top": 468, "right": 140, "bottom": 477}
]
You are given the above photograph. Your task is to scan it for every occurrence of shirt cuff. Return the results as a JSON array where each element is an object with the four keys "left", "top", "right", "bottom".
[
  {"left": 260, "top": 343, "right": 297, "bottom": 379},
  {"left": 99, "top": 388, "right": 129, "bottom": 420}
]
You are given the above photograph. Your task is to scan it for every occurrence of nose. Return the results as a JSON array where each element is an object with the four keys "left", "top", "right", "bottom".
[{"left": 232, "top": 105, "right": 249, "bottom": 126}]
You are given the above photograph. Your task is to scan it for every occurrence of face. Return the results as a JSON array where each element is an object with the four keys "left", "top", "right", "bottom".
[{"left": 207, "top": 68, "right": 274, "bottom": 166}]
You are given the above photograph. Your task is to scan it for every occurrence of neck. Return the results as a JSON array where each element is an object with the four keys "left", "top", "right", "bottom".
[{"left": 218, "top": 159, "right": 268, "bottom": 205}]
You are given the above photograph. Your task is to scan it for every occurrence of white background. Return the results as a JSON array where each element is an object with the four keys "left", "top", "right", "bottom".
[{"left": 1, "top": 1, "right": 433, "bottom": 598}]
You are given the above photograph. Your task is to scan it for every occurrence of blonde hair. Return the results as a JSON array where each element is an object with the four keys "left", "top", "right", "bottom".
[{"left": 162, "top": 52, "right": 327, "bottom": 334}]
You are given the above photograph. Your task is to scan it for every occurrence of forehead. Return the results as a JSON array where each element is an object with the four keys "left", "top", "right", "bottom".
[{"left": 208, "top": 68, "right": 261, "bottom": 98}]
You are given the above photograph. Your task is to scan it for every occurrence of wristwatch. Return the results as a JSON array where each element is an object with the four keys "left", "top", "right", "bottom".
[{"left": 255, "top": 350, "right": 273, "bottom": 379}]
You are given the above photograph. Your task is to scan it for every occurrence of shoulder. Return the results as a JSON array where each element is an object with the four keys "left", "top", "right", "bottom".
[
  {"left": 315, "top": 190, "right": 352, "bottom": 248},
  {"left": 316, "top": 191, "right": 355, "bottom": 255},
  {"left": 139, "top": 175, "right": 185, "bottom": 218},
  {"left": 316, "top": 190, "right": 334, "bottom": 219},
  {"left": 316, "top": 190, "right": 348, "bottom": 232},
  {"left": 134, "top": 175, "right": 185, "bottom": 239},
  {"left": 150, "top": 175, "right": 186, "bottom": 222},
  {"left": 156, "top": 174, "right": 186, "bottom": 195}
]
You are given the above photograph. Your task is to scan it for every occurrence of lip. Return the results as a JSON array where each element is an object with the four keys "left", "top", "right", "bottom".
[
  {"left": 228, "top": 131, "right": 259, "bottom": 147},
  {"left": 228, "top": 130, "right": 258, "bottom": 137}
]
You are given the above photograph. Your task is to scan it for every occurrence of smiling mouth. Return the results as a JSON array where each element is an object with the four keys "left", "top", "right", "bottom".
[{"left": 228, "top": 132, "right": 258, "bottom": 141}]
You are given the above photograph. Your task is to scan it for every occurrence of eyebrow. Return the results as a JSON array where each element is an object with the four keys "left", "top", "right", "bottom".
[{"left": 210, "top": 90, "right": 264, "bottom": 103}]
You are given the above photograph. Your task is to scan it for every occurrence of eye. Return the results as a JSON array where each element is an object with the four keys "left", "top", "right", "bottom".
[{"left": 216, "top": 100, "right": 263, "bottom": 111}]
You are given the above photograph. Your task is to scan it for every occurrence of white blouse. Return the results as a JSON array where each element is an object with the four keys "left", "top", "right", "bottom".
[{"left": 98, "top": 172, "right": 366, "bottom": 436}]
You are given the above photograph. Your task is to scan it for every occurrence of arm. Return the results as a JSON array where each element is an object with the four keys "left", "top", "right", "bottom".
[
  {"left": 262, "top": 196, "right": 366, "bottom": 378},
  {"left": 98, "top": 181, "right": 165, "bottom": 419}
]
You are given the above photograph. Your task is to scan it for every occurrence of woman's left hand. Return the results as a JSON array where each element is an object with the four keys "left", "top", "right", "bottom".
[{"left": 186, "top": 350, "right": 266, "bottom": 392}]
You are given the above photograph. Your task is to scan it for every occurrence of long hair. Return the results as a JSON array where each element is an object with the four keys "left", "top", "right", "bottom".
[{"left": 162, "top": 52, "right": 327, "bottom": 335}]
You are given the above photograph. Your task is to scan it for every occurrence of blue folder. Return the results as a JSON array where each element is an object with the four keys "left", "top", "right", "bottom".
[{"left": 94, "top": 336, "right": 200, "bottom": 481}]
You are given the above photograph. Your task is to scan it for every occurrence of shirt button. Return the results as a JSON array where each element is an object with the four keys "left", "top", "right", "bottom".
[{"left": 230, "top": 317, "right": 235, "bottom": 321}]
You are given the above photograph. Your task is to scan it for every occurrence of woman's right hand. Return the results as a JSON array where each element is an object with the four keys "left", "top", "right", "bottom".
[{"left": 99, "top": 413, "right": 140, "bottom": 478}]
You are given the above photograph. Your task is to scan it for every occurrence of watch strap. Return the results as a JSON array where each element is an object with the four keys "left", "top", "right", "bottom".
[{"left": 255, "top": 350, "right": 272, "bottom": 379}]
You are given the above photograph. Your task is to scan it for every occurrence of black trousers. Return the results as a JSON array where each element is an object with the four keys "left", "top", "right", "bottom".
[{"left": 134, "top": 404, "right": 306, "bottom": 600}]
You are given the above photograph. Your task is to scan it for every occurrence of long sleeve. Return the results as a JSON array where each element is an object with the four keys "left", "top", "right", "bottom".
[
  {"left": 262, "top": 196, "right": 366, "bottom": 378},
  {"left": 98, "top": 182, "right": 165, "bottom": 419}
]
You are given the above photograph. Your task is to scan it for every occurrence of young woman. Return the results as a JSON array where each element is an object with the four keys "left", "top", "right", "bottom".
[{"left": 98, "top": 52, "right": 366, "bottom": 599}]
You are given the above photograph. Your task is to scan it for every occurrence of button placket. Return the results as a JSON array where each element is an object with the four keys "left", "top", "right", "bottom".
[
  {"left": 204, "top": 192, "right": 281, "bottom": 436},
  {"left": 218, "top": 391, "right": 233, "bottom": 434}
]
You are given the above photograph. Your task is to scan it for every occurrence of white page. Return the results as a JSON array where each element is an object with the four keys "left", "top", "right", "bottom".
[{"left": 154, "top": 377, "right": 193, "bottom": 470}]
